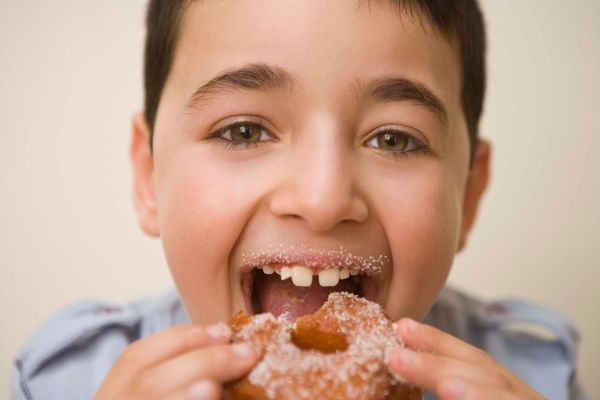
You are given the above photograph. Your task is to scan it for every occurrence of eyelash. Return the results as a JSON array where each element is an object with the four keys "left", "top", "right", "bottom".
[
  {"left": 206, "top": 121, "right": 431, "bottom": 159},
  {"left": 206, "top": 121, "right": 274, "bottom": 150},
  {"left": 365, "top": 127, "right": 431, "bottom": 160}
]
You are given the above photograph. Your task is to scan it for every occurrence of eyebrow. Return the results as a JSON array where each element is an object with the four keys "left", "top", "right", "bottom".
[
  {"left": 187, "top": 63, "right": 448, "bottom": 125},
  {"left": 187, "top": 63, "right": 294, "bottom": 109},
  {"left": 360, "top": 77, "right": 449, "bottom": 126}
]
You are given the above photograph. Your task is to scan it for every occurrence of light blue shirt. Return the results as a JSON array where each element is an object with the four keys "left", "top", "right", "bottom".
[{"left": 10, "top": 287, "right": 587, "bottom": 399}]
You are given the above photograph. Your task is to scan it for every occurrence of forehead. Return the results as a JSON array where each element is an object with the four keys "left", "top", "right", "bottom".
[{"left": 169, "top": 0, "right": 462, "bottom": 120}]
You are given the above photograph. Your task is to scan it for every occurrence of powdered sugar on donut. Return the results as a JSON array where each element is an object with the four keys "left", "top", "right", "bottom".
[{"left": 228, "top": 292, "right": 420, "bottom": 400}]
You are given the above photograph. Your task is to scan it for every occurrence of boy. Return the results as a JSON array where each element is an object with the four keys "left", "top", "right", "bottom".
[{"left": 11, "top": 0, "right": 585, "bottom": 399}]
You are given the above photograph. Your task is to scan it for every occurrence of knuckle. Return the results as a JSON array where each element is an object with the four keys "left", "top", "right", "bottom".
[
  {"left": 172, "top": 324, "right": 208, "bottom": 348},
  {"left": 484, "top": 368, "right": 516, "bottom": 393},
  {"left": 472, "top": 347, "right": 494, "bottom": 364},
  {"left": 201, "top": 345, "right": 249, "bottom": 375},
  {"left": 498, "top": 371, "right": 517, "bottom": 391},
  {"left": 184, "top": 349, "right": 223, "bottom": 379},
  {"left": 182, "top": 326, "right": 207, "bottom": 346},
  {"left": 119, "top": 341, "right": 145, "bottom": 365},
  {"left": 171, "top": 330, "right": 197, "bottom": 351},
  {"left": 208, "top": 345, "right": 235, "bottom": 366}
]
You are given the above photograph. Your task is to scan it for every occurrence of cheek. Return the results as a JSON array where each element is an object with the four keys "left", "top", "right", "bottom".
[
  {"left": 375, "top": 165, "right": 462, "bottom": 320},
  {"left": 154, "top": 149, "right": 264, "bottom": 322}
]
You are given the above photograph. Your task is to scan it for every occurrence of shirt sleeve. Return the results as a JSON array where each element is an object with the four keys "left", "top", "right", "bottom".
[
  {"left": 426, "top": 287, "right": 587, "bottom": 400},
  {"left": 12, "top": 300, "right": 141, "bottom": 399},
  {"left": 571, "top": 373, "right": 589, "bottom": 400},
  {"left": 481, "top": 299, "right": 582, "bottom": 400},
  {"left": 10, "top": 361, "right": 31, "bottom": 400}
]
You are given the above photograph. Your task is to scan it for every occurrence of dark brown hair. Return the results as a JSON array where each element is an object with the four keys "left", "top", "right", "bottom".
[{"left": 143, "top": 0, "right": 486, "bottom": 156}]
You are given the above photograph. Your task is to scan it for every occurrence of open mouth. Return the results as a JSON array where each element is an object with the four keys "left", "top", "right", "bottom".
[{"left": 241, "top": 264, "right": 381, "bottom": 321}]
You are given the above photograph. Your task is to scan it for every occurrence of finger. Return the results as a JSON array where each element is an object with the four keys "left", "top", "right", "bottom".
[
  {"left": 396, "top": 318, "right": 495, "bottom": 366},
  {"left": 163, "top": 380, "right": 222, "bottom": 400},
  {"left": 98, "top": 323, "right": 231, "bottom": 395},
  {"left": 136, "top": 342, "right": 258, "bottom": 397},
  {"left": 116, "top": 323, "right": 231, "bottom": 373},
  {"left": 388, "top": 346, "right": 502, "bottom": 392},
  {"left": 438, "top": 379, "right": 522, "bottom": 400}
]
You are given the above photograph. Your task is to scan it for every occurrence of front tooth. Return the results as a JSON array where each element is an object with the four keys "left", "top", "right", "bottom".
[
  {"left": 280, "top": 266, "right": 291, "bottom": 280},
  {"left": 318, "top": 269, "right": 340, "bottom": 287},
  {"left": 291, "top": 265, "right": 313, "bottom": 287},
  {"left": 262, "top": 265, "right": 274, "bottom": 274},
  {"left": 339, "top": 269, "right": 350, "bottom": 279}
]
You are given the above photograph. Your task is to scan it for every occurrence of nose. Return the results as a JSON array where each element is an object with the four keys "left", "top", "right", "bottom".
[{"left": 269, "top": 122, "right": 369, "bottom": 232}]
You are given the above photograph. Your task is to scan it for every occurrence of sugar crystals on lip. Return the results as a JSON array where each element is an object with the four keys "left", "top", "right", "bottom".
[{"left": 241, "top": 244, "right": 388, "bottom": 275}]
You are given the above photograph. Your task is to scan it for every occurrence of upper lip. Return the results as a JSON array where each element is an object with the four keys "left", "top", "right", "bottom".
[{"left": 239, "top": 244, "right": 389, "bottom": 276}]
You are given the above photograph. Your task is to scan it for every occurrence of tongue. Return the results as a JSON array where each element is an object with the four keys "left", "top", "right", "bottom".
[{"left": 254, "top": 272, "right": 360, "bottom": 320}]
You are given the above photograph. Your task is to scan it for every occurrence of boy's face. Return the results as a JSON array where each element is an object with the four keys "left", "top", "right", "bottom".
[{"left": 132, "top": 0, "right": 489, "bottom": 324}]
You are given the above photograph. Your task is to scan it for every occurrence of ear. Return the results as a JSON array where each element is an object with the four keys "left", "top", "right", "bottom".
[
  {"left": 130, "top": 112, "right": 159, "bottom": 237},
  {"left": 457, "top": 139, "right": 491, "bottom": 252}
]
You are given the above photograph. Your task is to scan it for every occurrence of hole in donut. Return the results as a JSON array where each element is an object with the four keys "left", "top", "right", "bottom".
[{"left": 291, "top": 313, "right": 349, "bottom": 353}]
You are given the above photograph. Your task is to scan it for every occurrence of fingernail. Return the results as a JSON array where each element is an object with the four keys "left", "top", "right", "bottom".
[
  {"left": 386, "top": 349, "right": 408, "bottom": 382},
  {"left": 442, "top": 378, "right": 467, "bottom": 398},
  {"left": 205, "top": 323, "right": 230, "bottom": 340},
  {"left": 232, "top": 342, "right": 255, "bottom": 358},
  {"left": 394, "top": 347, "right": 415, "bottom": 364},
  {"left": 403, "top": 318, "right": 418, "bottom": 333},
  {"left": 392, "top": 322, "right": 400, "bottom": 335},
  {"left": 390, "top": 369, "right": 407, "bottom": 383},
  {"left": 188, "top": 380, "right": 216, "bottom": 400}
]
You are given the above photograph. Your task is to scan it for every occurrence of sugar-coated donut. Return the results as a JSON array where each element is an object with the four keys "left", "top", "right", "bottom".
[{"left": 223, "top": 292, "right": 423, "bottom": 400}]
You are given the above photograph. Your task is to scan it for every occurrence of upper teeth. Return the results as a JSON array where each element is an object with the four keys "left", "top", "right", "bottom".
[
  {"left": 280, "top": 266, "right": 292, "bottom": 280},
  {"left": 291, "top": 265, "right": 312, "bottom": 287},
  {"left": 318, "top": 269, "right": 340, "bottom": 287},
  {"left": 262, "top": 265, "right": 275, "bottom": 274},
  {"left": 256, "top": 265, "right": 358, "bottom": 287}
]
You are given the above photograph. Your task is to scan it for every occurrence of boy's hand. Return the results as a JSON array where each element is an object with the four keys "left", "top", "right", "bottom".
[
  {"left": 389, "top": 319, "right": 545, "bottom": 400},
  {"left": 94, "top": 323, "right": 258, "bottom": 400}
]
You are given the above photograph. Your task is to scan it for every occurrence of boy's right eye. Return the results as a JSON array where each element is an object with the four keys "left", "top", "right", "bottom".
[{"left": 208, "top": 121, "right": 275, "bottom": 149}]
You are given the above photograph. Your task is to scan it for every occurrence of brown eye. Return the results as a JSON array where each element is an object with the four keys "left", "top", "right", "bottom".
[
  {"left": 228, "top": 124, "right": 265, "bottom": 143},
  {"left": 217, "top": 122, "right": 273, "bottom": 146},
  {"left": 364, "top": 129, "right": 430, "bottom": 159},
  {"left": 376, "top": 132, "right": 408, "bottom": 151},
  {"left": 366, "top": 130, "right": 413, "bottom": 152}
]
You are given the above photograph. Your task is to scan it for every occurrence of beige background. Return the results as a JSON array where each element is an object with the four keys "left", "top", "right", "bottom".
[{"left": 1, "top": 0, "right": 598, "bottom": 398}]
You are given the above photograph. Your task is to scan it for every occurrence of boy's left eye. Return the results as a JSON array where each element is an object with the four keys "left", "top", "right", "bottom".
[{"left": 364, "top": 129, "right": 428, "bottom": 157}]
